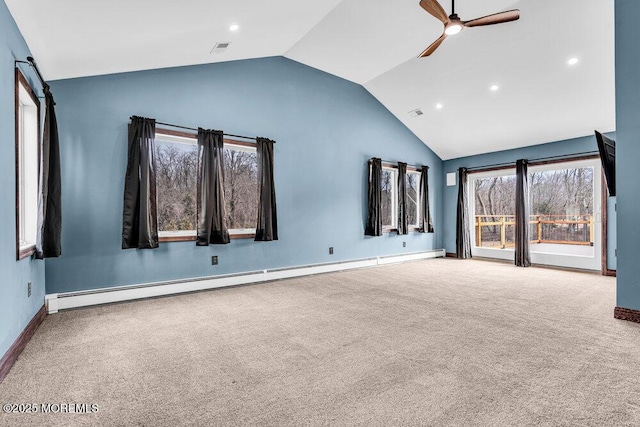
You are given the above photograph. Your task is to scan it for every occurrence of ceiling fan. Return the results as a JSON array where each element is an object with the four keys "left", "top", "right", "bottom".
[{"left": 418, "top": 0, "right": 520, "bottom": 57}]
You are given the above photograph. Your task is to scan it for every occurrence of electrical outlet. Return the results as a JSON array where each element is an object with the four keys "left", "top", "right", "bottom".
[
  {"left": 27, "top": 282, "right": 31, "bottom": 298},
  {"left": 212, "top": 256, "right": 218, "bottom": 265},
  {"left": 329, "top": 247, "right": 334, "bottom": 255},
  {"left": 403, "top": 241, "right": 406, "bottom": 248}
]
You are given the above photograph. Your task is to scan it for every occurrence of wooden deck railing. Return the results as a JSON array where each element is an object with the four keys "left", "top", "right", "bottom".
[{"left": 474, "top": 214, "right": 594, "bottom": 249}]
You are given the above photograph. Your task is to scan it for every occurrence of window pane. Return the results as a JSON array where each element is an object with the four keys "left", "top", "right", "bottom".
[
  {"left": 473, "top": 175, "right": 516, "bottom": 248},
  {"left": 224, "top": 147, "right": 257, "bottom": 231},
  {"left": 155, "top": 139, "right": 198, "bottom": 232},
  {"left": 406, "top": 172, "right": 419, "bottom": 227},
  {"left": 530, "top": 167, "right": 594, "bottom": 244},
  {"left": 17, "top": 78, "right": 39, "bottom": 253},
  {"left": 381, "top": 169, "right": 394, "bottom": 228}
]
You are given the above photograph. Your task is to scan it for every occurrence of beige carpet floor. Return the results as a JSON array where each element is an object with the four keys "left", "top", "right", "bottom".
[{"left": 0, "top": 258, "right": 638, "bottom": 426}]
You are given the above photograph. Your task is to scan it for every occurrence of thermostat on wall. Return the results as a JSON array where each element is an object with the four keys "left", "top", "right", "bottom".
[{"left": 446, "top": 173, "right": 456, "bottom": 186}]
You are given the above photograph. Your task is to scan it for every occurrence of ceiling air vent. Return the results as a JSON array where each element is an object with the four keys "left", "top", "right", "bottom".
[
  {"left": 408, "top": 108, "right": 423, "bottom": 118},
  {"left": 210, "top": 42, "right": 231, "bottom": 54}
]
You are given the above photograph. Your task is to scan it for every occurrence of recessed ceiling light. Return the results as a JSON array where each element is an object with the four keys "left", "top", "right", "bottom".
[
  {"left": 490, "top": 85, "right": 499, "bottom": 92},
  {"left": 568, "top": 57, "right": 579, "bottom": 66},
  {"left": 229, "top": 24, "right": 239, "bottom": 32},
  {"left": 436, "top": 103, "right": 443, "bottom": 110}
]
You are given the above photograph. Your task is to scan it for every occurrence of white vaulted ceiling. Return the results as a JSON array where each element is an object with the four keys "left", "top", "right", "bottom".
[{"left": 5, "top": 0, "right": 615, "bottom": 160}]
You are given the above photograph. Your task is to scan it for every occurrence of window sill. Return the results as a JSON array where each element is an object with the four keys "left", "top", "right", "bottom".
[
  {"left": 382, "top": 227, "right": 422, "bottom": 234},
  {"left": 159, "top": 233, "right": 256, "bottom": 243},
  {"left": 18, "top": 244, "right": 36, "bottom": 260}
]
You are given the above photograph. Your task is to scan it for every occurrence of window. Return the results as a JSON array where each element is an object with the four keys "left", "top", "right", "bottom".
[
  {"left": 15, "top": 69, "right": 40, "bottom": 260},
  {"left": 155, "top": 130, "right": 257, "bottom": 240},
  {"left": 155, "top": 133, "right": 198, "bottom": 236},
  {"left": 380, "top": 166, "right": 421, "bottom": 231},
  {"left": 406, "top": 171, "right": 420, "bottom": 228},
  {"left": 223, "top": 145, "right": 258, "bottom": 233},
  {"left": 381, "top": 167, "right": 396, "bottom": 229},
  {"left": 469, "top": 158, "right": 602, "bottom": 271},
  {"left": 473, "top": 173, "right": 517, "bottom": 248}
]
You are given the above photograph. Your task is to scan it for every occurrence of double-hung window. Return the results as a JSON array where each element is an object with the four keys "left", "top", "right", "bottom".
[
  {"left": 155, "top": 130, "right": 258, "bottom": 240},
  {"left": 15, "top": 69, "right": 41, "bottom": 259},
  {"left": 406, "top": 170, "right": 420, "bottom": 229},
  {"left": 381, "top": 167, "right": 397, "bottom": 230},
  {"left": 380, "top": 166, "right": 421, "bottom": 231}
]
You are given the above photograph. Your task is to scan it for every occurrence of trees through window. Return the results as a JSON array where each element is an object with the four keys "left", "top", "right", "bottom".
[
  {"left": 380, "top": 166, "right": 420, "bottom": 231},
  {"left": 155, "top": 131, "right": 257, "bottom": 239}
]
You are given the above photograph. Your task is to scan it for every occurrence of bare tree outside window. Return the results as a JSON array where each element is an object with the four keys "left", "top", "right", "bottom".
[
  {"left": 155, "top": 139, "right": 198, "bottom": 232},
  {"left": 529, "top": 167, "right": 593, "bottom": 243},
  {"left": 474, "top": 175, "right": 516, "bottom": 247},
  {"left": 473, "top": 167, "right": 594, "bottom": 248},
  {"left": 224, "top": 148, "right": 258, "bottom": 231},
  {"left": 155, "top": 134, "right": 258, "bottom": 237},
  {"left": 381, "top": 169, "right": 394, "bottom": 228},
  {"left": 406, "top": 172, "right": 419, "bottom": 227}
]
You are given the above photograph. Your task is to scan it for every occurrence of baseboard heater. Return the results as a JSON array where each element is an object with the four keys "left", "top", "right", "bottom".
[{"left": 45, "top": 250, "right": 445, "bottom": 314}]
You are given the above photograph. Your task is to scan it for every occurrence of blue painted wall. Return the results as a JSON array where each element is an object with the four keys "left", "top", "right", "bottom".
[
  {"left": 0, "top": 2, "right": 46, "bottom": 358},
  {"left": 442, "top": 134, "right": 617, "bottom": 269},
  {"left": 44, "top": 57, "right": 443, "bottom": 293},
  {"left": 615, "top": 0, "right": 640, "bottom": 310}
]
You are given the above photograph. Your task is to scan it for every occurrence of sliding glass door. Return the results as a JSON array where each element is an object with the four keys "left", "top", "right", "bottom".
[
  {"left": 527, "top": 159, "right": 601, "bottom": 270},
  {"left": 470, "top": 158, "right": 602, "bottom": 271}
]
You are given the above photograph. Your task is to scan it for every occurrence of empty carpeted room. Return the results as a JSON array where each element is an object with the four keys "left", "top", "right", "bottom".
[{"left": 1, "top": 0, "right": 639, "bottom": 425}]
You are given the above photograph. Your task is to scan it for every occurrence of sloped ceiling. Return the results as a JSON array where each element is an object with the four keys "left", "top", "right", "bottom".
[{"left": 5, "top": 0, "right": 615, "bottom": 160}]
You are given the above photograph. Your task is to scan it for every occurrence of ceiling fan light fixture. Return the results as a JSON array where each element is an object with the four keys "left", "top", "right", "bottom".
[{"left": 445, "top": 22, "right": 463, "bottom": 35}]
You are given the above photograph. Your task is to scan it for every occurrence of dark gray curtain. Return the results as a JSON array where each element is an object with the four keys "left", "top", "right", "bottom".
[
  {"left": 197, "top": 129, "right": 230, "bottom": 245},
  {"left": 122, "top": 116, "right": 158, "bottom": 249},
  {"left": 365, "top": 158, "right": 382, "bottom": 236},
  {"left": 419, "top": 165, "right": 434, "bottom": 233},
  {"left": 515, "top": 159, "right": 531, "bottom": 267},
  {"left": 255, "top": 137, "right": 278, "bottom": 241},
  {"left": 35, "top": 87, "right": 62, "bottom": 259},
  {"left": 397, "top": 162, "right": 408, "bottom": 235},
  {"left": 456, "top": 167, "right": 472, "bottom": 259}
]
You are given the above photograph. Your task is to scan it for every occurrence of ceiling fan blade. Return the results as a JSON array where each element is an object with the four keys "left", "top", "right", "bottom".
[
  {"left": 418, "top": 33, "right": 447, "bottom": 58},
  {"left": 419, "top": 0, "right": 449, "bottom": 25},
  {"left": 463, "top": 10, "right": 520, "bottom": 28}
]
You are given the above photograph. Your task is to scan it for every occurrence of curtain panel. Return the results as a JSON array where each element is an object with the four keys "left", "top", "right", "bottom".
[
  {"left": 35, "top": 87, "right": 62, "bottom": 258},
  {"left": 197, "top": 129, "right": 230, "bottom": 245},
  {"left": 456, "top": 167, "right": 472, "bottom": 259},
  {"left": 419, "top": 165, "right": 434, "bottom": 233},
  {"left": 122, "top": 116, "right": 159, "bottom": 249},
  {"left": 365, "top": 158, "right": 382, "bottom": 236},
  {"left": 255, "top": 137, "right": 278, "bottom": 241},
  {"left": 515, "top": 159, "right": 531, "bottom": 267},
  {"left": 397, "top": 162, "right": 408, "bottom": 235}
]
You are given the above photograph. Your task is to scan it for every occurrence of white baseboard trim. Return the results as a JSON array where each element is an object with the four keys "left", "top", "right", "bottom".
[{"left": 45, "top": 249, "right": 445, "bottom": 314}]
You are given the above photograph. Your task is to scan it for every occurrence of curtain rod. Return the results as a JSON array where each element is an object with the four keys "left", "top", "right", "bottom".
[
  {"left": 465, "top": 150, "right": 600, "bottom": 172},
  {"left": 15, "top": 57, "right": 49, "bottom": 91},
  {"left": 131, "top": 117, "right": 261, "bottom": 142},
  {"left": 368, "top": 159, "right": 427, "bottom": 170}
]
